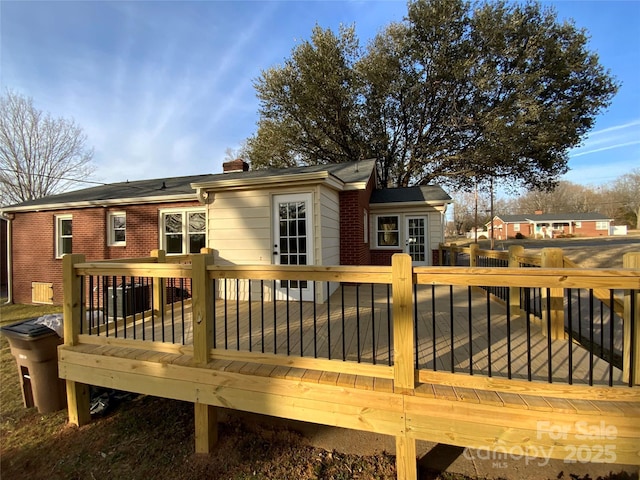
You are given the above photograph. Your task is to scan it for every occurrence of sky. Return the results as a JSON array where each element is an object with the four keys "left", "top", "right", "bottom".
[{"left": 1, "top": 0, "right": 639, "bottom": 194}]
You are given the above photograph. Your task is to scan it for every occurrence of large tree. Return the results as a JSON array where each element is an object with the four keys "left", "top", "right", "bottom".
[
  {"left": 608, "top": 169, "right": 640, "bottom": 229},
  {"left": 247, "top": 0, "right": 618, "bottom": 190},
  {"left": 0, "top": 90, "right": 95, "bottom": 205}
]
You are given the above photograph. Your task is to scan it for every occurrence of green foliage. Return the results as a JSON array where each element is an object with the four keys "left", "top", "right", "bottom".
[{"left": 246, "top": 0, "right": 618, "bottom": 190}]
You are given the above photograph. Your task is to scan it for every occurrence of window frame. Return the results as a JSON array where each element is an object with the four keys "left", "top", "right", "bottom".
[
  {"left": 363, "top": 210, "right": 369, "bottom": 243},
  {"left": 159, "top": 207, "right": 207, "bottom": 255},
  {"left": 595, "top": 221, "right": 609, "bottom": 231},
  {"left": 107, "top": 212, "right": 127, "bottom": 246},
  {"left": 375, "top": 214, "right": 400, "bottom": 248},
  {"left": 55, "top": 214, "right": 73, "bottom": 258}
]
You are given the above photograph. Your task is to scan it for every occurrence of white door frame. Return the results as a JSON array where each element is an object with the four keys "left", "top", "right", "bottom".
[
  {"left": 272, "top": 193, "right": 314, "bottom": 301},
  {"left": 404, "top": 215, "right": 428, "bottom": 266}
]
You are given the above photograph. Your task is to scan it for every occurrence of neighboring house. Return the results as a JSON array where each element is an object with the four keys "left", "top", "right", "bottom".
[
  {"left": 488, "top": 212, "right": 614, "bottom": 240},
  {"left": 1, "top": 159, "right": 451, "bottom": 305}
]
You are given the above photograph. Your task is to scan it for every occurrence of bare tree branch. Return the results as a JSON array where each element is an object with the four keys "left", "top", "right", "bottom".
[{"left": 0, "top": 90, "right": 95, "bottom": 206}]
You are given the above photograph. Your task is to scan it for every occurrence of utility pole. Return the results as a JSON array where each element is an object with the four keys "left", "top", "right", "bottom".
[
  {"left": 474, "top": 176, "right": 478, "bottom": 244},
  {"left": 490, "top": 177, "right": 495, "bottom": 250}
]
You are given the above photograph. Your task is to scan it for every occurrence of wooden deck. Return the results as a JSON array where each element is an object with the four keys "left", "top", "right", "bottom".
[{"left": 58, "top": 253, "right": 640, "bottom": 478}]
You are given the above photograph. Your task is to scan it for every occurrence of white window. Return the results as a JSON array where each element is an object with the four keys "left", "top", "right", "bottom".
[
  {"left": 108, "top": 212, "right": 126, "bottom": 246},
  {"left": 595, "top": 221, "right": 608, "bottom": 231},
  {"left": 160, "top": 208, "right": 206, "bottom": 254},
  {"left": 513, "top": 223, "right": 520, "bottom": 232},
  {"left": 55, "top": 215, "right": 72, "bottom": 258},
  {"left": 575, "top": 221, "right": 582, "bottom": 228},
  {"left": 376, "top": 215, "right": 399, "bottom": 247}
]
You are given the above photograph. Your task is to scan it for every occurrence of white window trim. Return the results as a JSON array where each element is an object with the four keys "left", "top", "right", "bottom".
[
  {"left": 55, "top": 214, "right": 72, "bottom": 259},
  {"left": 363, "top": 210, "right": 369, "bottom": 243},
  {"left": 159, "top": 207, "right": 207, "bottom": 255},
  {"left": 374, "top": 214, "right": 401, "bottom": 249},
  {"left": 107, "top": 212, "right": 126, "bottom": 246},
  {"left": 595, "top": 221, "right": 609, "bottom": 231},
  {"left": 513, "top": 223, "right": 520, "bottom": 232}
]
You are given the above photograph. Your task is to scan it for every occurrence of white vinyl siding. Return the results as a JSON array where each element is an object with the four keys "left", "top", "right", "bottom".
[
  {"left": 319, "top": 186, "right": 340, "bottom": 266},
  {"left": 207, "top": 189, "right": 272, "bottom": 265}
]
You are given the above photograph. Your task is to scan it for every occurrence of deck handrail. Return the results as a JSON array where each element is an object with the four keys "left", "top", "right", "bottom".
[{"left": 63, "top": 250, "right": 640, "bottom": 390}]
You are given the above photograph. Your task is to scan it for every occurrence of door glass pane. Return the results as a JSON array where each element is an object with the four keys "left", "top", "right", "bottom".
[{"left": 408, "top": 218, "right": 426, "bottom": 262}]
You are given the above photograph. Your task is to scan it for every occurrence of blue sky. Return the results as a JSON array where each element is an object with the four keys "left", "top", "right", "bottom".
[{"left": 1, "top": 0, "right": 638, "bottom": 192}]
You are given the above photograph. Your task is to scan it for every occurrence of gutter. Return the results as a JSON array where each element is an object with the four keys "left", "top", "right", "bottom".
[{"left": 1, "top": 213, "right": 12, "bottom": 305}]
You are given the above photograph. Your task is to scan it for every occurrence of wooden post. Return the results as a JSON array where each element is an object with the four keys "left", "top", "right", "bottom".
[
  {"left": 391, "top": 253, "right": 417, "bottom": 480},
  {"left": 623, "top": 252, "right": 640, "bottom": 385},
  {"left": 150, "top": 249, "right": 166, "bottom": 315},
  {"left": 508, "top": 245, "right": 525, "bottom": 316},
  {"left": 392, "top": 253, "right": 415, "bottom": 393},
  {"left": 541, "top": 248, "right": 565, "bottom": 339},
  {"left": 191, "top": 252, "right": 218, "bottom": 453},
  {"left": 449, "top": 243, "right": 457, "bottom": 266},
  {"left": 61, "top": 254, "right": 91, "bottom": 426},
  {"left": 396, "top": 435, "right": 417, "bottom": 480},
  {"left": 469, "top": 243, "right": 478, "bottom": 267},
  {"left": 438, "top": 243, "right": 444, "bottom": 266}
]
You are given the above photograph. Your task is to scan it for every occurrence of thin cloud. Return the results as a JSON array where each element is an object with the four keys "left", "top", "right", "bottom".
[{"left": 570, "top": 140, "right": 640, "bottom": 158}]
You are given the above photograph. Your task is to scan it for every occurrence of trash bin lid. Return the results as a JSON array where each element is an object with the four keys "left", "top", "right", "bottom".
[{"left": 0, "top": 318, "right": 58, "bottom": 339}]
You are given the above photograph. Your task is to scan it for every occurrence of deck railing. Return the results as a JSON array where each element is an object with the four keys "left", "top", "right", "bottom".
[{"left": 62, "top": 250, "right": 640, "bottom": 392}]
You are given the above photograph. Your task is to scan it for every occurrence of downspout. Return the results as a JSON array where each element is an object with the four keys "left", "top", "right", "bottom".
[{"left": 1, "top": 213, "right": 12, "bottom": 305}]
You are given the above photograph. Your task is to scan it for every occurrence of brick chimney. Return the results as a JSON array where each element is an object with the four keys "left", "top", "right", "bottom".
[
  {"left": 534, "top": 210, "right": 543, "bottom": 215},
  {"left": 222, "top": 159, "right": 249, "bottom": 173}
]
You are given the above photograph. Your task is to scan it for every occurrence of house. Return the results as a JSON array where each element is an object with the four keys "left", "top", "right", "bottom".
[
  {"left": 488, "top": 212, "right": 614, "bottom": 240},
  {"left": 1, "top": 159, "right": 451, "bottom": 305}
]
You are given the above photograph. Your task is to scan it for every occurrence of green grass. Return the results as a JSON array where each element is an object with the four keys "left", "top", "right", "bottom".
[{"left": 0, "top": 301, "right": 63, "bottom": 325}]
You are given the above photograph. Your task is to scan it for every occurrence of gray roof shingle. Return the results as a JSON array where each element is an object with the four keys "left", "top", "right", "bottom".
[
  {"left": 2, "top": 159, "right": 377, "bottom": 212},
  {"left": 496, "top": 212, "right": 612, "bottom": 222},
  {"left": 370, "top": 185, "right": 452, "bottom": 204}
]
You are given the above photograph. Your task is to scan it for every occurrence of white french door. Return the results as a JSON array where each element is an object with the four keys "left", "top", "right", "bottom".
[
  {"left": 405, "top": 216, "right": 428, "bottom": 266},
  {"left": 273, "top": 193, "right": 314, "bottom": 301}
]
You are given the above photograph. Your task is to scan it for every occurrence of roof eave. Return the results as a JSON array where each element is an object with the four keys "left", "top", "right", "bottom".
[
  {"left": 1, "top": 193, "right": 198, "bottom": 213},
  {"left": 191, "top": 171, "right": 350, "bottom": 192},
  {"left": 370, "top": 199, "right": 451, "bottom": 209}
]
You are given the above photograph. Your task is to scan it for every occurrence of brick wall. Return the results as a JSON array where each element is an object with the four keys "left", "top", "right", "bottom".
[
  {"left": 339, "top": 174, "right": 374, "bottom": 266},
  {"left": 11, "top": 201, "right": 200, "bottom": 305},
  {"left": 370, "top": 249, "right": 401, "bottom": 266}
]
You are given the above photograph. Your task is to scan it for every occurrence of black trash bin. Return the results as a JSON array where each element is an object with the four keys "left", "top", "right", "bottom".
[{"left": 1, "top": 318, "right": 66, "bottom": 413}]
